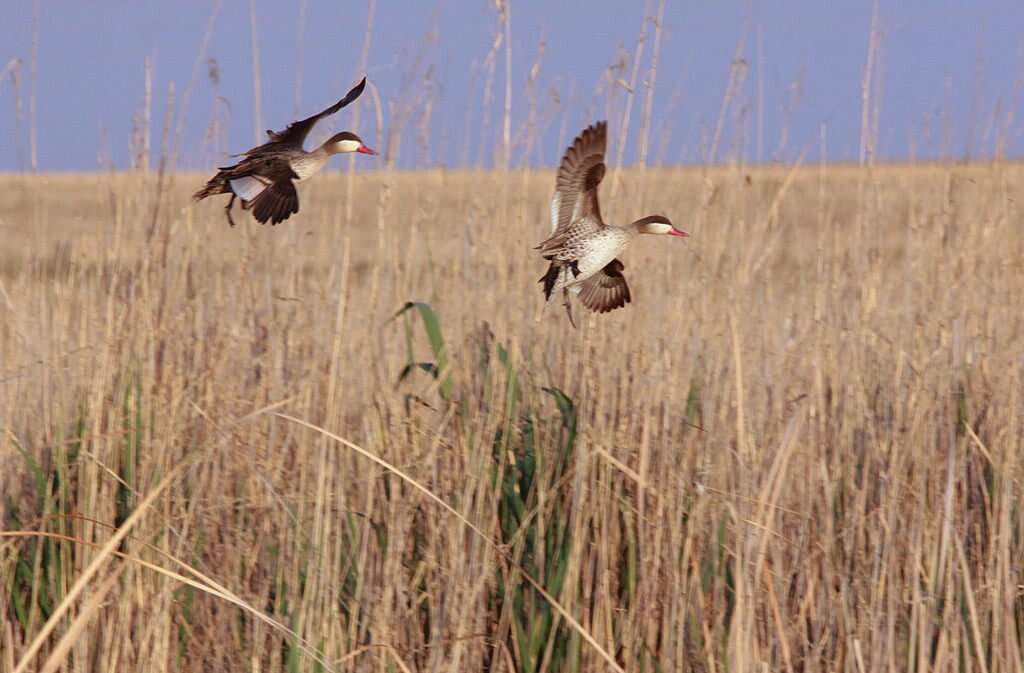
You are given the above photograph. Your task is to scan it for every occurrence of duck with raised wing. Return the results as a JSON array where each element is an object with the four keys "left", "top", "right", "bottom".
[
  {"left": 193, "top": 77, "right": 376, "bottom": 226},
  {"left": 535, "top": 120, "right": 688, "bottom": 326}
]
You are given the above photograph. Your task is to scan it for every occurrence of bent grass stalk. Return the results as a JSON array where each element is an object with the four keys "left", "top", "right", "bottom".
[{"left": 272, "top": 412, "right": 626, "bottom": 673}]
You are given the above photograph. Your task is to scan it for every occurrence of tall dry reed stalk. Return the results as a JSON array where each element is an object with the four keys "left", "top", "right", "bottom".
[
  {"left": 142, "top": 57, "right": 152, "bottom": 173},
  {"left": 249, "top": 0, "right": 264, "bottom": 146},
  {"left": 1, "top": 59, "right": 25, "bottom": 170},
  {"left": 173, "top": 1, "right": 221, "bottom": 170},
  {"left": 498, "top": 0, "right": 513, "bottom": 172},
  {"left": 609, "top": 0, "right": 649, "bottom": 199},
  {"left": 294, "top": 0, "right": 308, "bottom": 118},
  {"left": 636, "top": 0, "right": 666, "bottom": 169},
  {"left": 344, "top": 0, "right": 376, "bottom": 228},
  {"left": 28, "top": 0, "right": 39, "bottom": 172}
]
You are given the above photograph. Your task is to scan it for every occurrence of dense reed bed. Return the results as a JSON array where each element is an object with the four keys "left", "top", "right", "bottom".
[{"left": 1, "top": 161, "right": 1022, "bottom": 672}]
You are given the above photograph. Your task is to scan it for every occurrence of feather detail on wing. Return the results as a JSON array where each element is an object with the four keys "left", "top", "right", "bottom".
[
  {"left": 248, "top": 77, "right": 366, "bottom": 152},
  {"left": 577, "top": 259, "right": 631, "bottom": 313},
  {"left": 549, "top": 192, "right": 562, "bottom": 235},
  {"left": 535, "top": 121, "right": 608, "bottom": 258},
  {"left": 535, "top": 217, "right": 603, "bottom": 261},
  {"left": 266, "top": 76, "right": 365, "bottom": 146},
  {"left": 549, "top": 121, "right": 607, "bottom": 235},
  {"left": 249, "top": 180, "right": 300, "bottom": 225}
]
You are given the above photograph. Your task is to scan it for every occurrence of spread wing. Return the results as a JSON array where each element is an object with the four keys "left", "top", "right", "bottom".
[
  {"left": 549, "top": 121, "right": 607, "bottom": 235},
  {"left": 246, "top": 77, "right": 366, "bottom": 153},
  {"left": 225, "top": 158, "right": 300, "bottom": 225},
  {"left": 248, "top": 179, "right": 299, "bottom": 225},
  {"left": 577, "top": 259, "right": 631, "bottom": 313}
]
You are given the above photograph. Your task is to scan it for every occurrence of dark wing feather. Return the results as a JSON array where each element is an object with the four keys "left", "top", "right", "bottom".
[
  {"left": 215, "top": 155, "right": 299, "bottom": 182},
  {"left": 263, "top": 77, "right": 366, "bottom": 149},
  {"left": 550, "top": 121, "right": 607, "bottom": 235},
  {"left": 577, "top": 259, "right": 631, "bottom": 313},
  {"left": 538, "top": 262, "right": 561, "bottom": 300},
  {"left": 196, "top": 153, "right": 297, "bottom": 201},
  {"left": 249, "top": 180, "right": 300, "bottom": 225}
]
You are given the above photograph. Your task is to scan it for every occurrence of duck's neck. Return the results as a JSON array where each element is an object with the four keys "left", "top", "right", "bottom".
[{"left": 292, "top": 145, "right": 331, "bottom": 181}]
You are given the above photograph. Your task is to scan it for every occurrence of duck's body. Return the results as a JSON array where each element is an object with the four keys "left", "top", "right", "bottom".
[
  {"left": 539, "top": 216, "right": 632, "bottom": 297},
  {"left": 536, "top": 121, "right": 687, "bottom": 326},
  {"left": 193, "top": 77, "right": 376, "bottom": 226}
]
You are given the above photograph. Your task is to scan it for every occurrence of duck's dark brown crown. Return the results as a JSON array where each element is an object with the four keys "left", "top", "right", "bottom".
[{"left": 326, "top": 131, "right": 362, "bottom": 144}]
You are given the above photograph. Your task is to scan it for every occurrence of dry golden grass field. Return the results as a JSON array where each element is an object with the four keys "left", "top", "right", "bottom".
[{"left": 1, "top": 162, "right": 1023, "bottom": 673}]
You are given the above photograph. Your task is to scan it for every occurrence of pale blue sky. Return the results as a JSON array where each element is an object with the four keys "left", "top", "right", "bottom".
[{"left": 1, "top": 1, "right": 1022, "bottom": 171}]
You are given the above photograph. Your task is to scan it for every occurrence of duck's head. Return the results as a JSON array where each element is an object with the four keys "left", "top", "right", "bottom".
[
  {"left": 633, "top": 214, "right": 688, "bottom": 237},
  {"left": 325, "top": 131, "right": 377, "bottom": 156}
]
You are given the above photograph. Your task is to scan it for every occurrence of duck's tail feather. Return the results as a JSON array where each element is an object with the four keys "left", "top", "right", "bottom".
[{"left": 193, "top": 173, "right": 228, "bottom": 201}]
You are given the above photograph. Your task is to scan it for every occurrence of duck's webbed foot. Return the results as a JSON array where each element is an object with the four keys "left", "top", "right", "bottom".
[
  {"left": 562, "top": 287, "right": 577, "bottom": 328},
  {"left": 224, "top": 193, "right": 238, "bottom": 227}
]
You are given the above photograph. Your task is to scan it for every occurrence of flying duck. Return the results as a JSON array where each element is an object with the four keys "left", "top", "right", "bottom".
[
  {"left": 193, "top": 77, "right": 376, "bottom": 226},
  {"left": 536, "top": 121, "right": 688, "bottom": 327}
]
